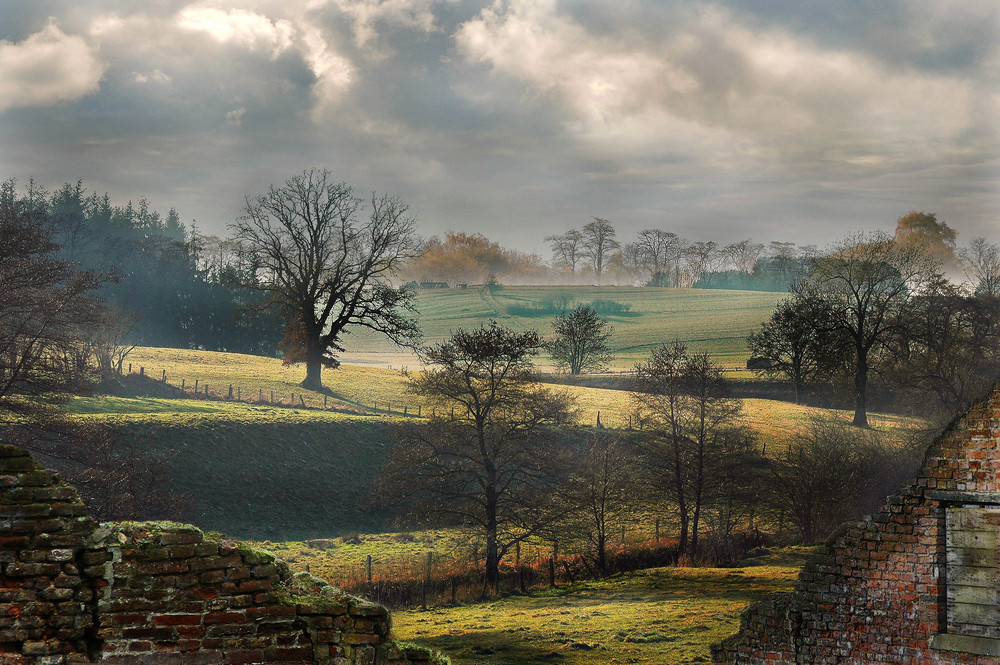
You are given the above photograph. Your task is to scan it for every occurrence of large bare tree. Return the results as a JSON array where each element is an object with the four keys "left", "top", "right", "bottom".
[
  {"left": 806, "top": 231, "right": 940, "bottom": 427},
  {"left": 232, "top": 168, "right": 420, "bottom": 390}
]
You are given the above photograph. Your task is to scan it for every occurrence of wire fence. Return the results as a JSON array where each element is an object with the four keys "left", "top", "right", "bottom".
[{"left": 122, "top": 363, "right": 634, "bottom": 428}]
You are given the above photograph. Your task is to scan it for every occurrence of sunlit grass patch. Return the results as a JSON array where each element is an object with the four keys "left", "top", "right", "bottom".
[{"left": 388, "top": 550, "right": 813, "bottom": 665}]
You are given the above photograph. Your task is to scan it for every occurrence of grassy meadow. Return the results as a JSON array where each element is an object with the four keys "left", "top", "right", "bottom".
[
  {"left": 388, "top": 558, "right": 805, "bottom": 665},
  {"left": 341, "top": 286, "right": 785, "bottom": 371}
]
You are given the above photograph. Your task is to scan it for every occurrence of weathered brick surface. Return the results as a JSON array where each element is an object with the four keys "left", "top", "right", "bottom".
[
  {"left": 0, "top": 445, "right": 444, "bottom": 665},
  {"left": 712, "top": 382, "right": 1000, "bottom": 665}
]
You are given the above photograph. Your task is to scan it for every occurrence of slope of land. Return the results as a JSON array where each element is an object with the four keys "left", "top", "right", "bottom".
[
  {"left": 65, "top": 347, "right": 923, "bottom": 539},
  {"left": 341, "top": 286, "right": 785, "bottom": 371}
]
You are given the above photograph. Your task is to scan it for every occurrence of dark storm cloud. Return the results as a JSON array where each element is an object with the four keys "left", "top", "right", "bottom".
[{"left": 0, "top": 0, "right": 996, "bottom": 252}]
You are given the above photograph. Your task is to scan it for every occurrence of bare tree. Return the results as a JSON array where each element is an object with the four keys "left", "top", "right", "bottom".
[
  {"left": 631, "top": 342, "right": 744, "bottom": 556},
  {"left": 635, "top": 229, "right": 683, "bottom": 286},
  {"left": 724, "top": 239, "right": 764, "bottom": 274},
  {"left": 961, "top": 237, "right": 1000, "bottom": 297},
  {"left": 563, "top": 432, "right": 638, "bottom": 574},
  {"left": 382, "top": 322, "right": 572, "bottom": 594},
  {"left": 545, "top": 229, "right": 585, "bottom": 275},
  {"left": 581, "top": 218, "right": 619, "bottom": 283},
  {"left": 232, "top": 168, "right": 421, "bottom": 390},
  {"left": 806, "top": 231, "right": 940, "bottom": 427},
  {"left": 0, "top": 179, "right": 103, "bottom": 419},
  {"left": 547, "top": 305, "right": 614, "bottom": 374}
]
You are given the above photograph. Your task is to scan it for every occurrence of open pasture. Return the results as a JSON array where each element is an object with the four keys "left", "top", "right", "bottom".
[{"left": 342, "top": 286, "right": 785, "bottom": 371}]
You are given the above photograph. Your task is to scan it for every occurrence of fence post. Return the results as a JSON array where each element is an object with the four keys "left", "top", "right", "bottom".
[
  {"left": 128, "top": 363, "right": 132, "bottom": 373},
  {"left": 299, "top": 395, "right": 306, "bottom": 408},
  {"left": 366, "top": 554, "right": 372, "bottom": 583},
  {"left": 422, "top": 552, "right": 432, "bottom": 609},
  {"left": 403, "top": 406, "right": 408, "bottom": 416},
  {"left": 139, "top": 366, "right": 144, "bottom": 377},
  {"left": 182, "top": 378, "right": 185, "bottom": 390},
  {"left": 195, "top": 379, "right": 199, "bottom": 393},
  {"left": 324, "top": 395, "right": 328, "bottom": 409},
  {"left": 228, "top": 384, "right": 233, "bottom": 399},
  {"left": 237, "top": 386, "right": 241, "bottom": 401},
  {"left": 259, "top": 388, "right": 263, "bottom": 403},
  {"left": 205, "top": 385, "right": 209, "bottom": 397},
  {"left": 417, "top": 405, "right": 421, "bottom": 417},
  {"left": 596, "top": 411, "right": 602, "bottom": 428},
  {"left": 162, "top": 369, "right": 166, "bottom": 382},
  {"left": 291, "top": 393, "right": 294, "bottom": 406},
  {"left": 270, "top": 390, "right": 274, "bottom": 404}
]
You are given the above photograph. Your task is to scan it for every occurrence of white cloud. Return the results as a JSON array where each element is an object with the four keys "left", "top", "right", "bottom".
[
  {"left": 0, "top": 20, "right": 104, "bottom": 112},
  {"left": 225, "top": 107, "right": 247, "bottom": 126},
  {"left": 176, "top": 6, "right": 295, "bottom": 57},
  {"left": 134, "top": 69, "right": 171, "bottom": 84},
  {"left": 454, "top": 1, "right": 979, "bottom": 169}
]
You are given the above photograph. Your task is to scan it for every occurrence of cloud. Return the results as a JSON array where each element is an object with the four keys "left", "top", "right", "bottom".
[
  {"left": 176, "top": 6, "right": 295, "bottom": 57},
  {"left": 0, "top": 20, "right": 104, "bottom": 112},
  {"left": 325, "top": 0, "right": 445, "bottom": 46},
  {"left": 454, "top": 1, "right": 980, "bottom": 172},
  {"left": 226, "top": 107, "right": 247, "bottom": 126}
]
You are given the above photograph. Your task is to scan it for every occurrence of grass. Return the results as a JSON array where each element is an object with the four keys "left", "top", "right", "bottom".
[
  {"left": 85, "top": 348, "right": 921, "bottom": 453},
  {"left": 343, "top": 286, "right": 785, "bottom": 372},
  {"left": 385, "top": 547, "right": 815, "bottom": 665}
]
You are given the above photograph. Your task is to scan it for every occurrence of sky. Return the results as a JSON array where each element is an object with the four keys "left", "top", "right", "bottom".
[{"left": 0, "top": 0, "right": 997, "bottom": 252}]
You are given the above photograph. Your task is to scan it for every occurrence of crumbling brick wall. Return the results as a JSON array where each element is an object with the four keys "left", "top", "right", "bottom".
[
  {"left": 712, "top": 382, "right": 1000, "bottom": 665},
  {"left": 0, "top": 445, "right": 444, "bottom": 665}
]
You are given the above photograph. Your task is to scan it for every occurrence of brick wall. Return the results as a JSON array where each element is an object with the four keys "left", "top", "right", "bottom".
[
  {"left": 0, "top": 445, "right": 445, "bottom": 665},
  {"left": 712, "top": 381, "right": 1000, "bottom": 665}
]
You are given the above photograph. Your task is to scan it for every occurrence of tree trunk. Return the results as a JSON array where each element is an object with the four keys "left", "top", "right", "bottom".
[
  {"left": 484, "top": 488, "right": 499, "bottom": 596},
  {"left": 853, "top": 349, "right": 869, "bottom": 428}
]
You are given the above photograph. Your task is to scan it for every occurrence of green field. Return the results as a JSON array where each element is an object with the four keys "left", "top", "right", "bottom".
[
  {"left": 389, "top": 548, "right": 813, "bottom": 665},
  {"left": 341, "top": 286, "right": 785, "bottom": 371}
]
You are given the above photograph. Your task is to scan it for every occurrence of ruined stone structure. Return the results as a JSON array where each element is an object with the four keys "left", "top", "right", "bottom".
[
  {"left": 712, "top": 382, "right": 1000, "bottom": 664},
  {"left": 0, "top": 445, "right": 444, "bottom": 665}
]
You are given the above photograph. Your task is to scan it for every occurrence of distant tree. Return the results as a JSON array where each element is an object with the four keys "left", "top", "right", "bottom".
[
  {"left": 631, "top": 342, "right": 745, "bottom": 556},
  {"left": 806, "top": 231, "right": 940, "bottom": 427},
  {"left": 547, "top": 305, "right": 614, "bottom": 375},
  {"left": 894, "top": 211, "right": 958, "bottom": 271},
  {"left": 682, "top": 241, "right": 720, "bottom": 287},
  {"left": 961, "top": 237, "right": 1000, "bottom": 297},
  {"left": 747, "top": 293, "right": 846, "bottom": 403},
  {"left": 382, "top": 322, "right": 572, "bottom": 594},
  {"left": 635, "top": 229, "right": 683, "bottom": 286},
  {"left": 232, "top": 168, "right": 421, "bottom": 390},
  {"left": 545, "top": 229, "right": 585, "bottom": 274},
  {"left": 581, "top": 218, "right": 619, "bottom": 283},
  {"left": 724, "top": 240, "right": 764, "bottom": 274}
]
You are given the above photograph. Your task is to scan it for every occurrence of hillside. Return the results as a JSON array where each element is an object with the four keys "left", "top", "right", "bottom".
[
  {"left": 340, "top": 286, "right": 785, "bottom": 371},
  {"left": 65, "top": 347, "right": 924, "bottom": 540}
]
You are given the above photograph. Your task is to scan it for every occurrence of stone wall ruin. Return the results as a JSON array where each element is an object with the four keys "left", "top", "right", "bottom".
[
  {"left": 712, "top": 381, "right": 1000, "bottom": 664},
  {"left": 0, "top": 444, "right": 443, "bottom": 665}
]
